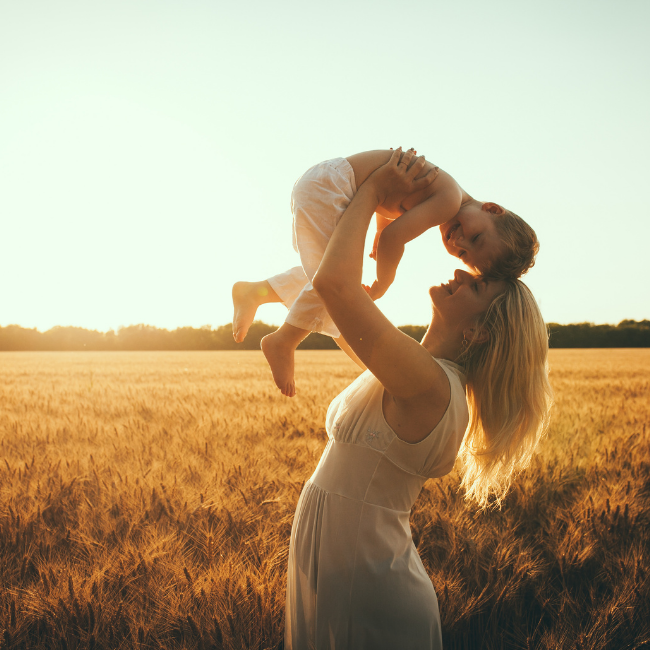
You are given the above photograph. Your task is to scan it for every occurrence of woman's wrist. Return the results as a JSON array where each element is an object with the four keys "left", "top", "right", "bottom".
[{"left": 357, "top": 179, "right": 385, "bottom": 209}]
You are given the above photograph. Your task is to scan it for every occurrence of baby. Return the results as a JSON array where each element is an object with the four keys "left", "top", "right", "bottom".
[{"left": 232, "top": 148, "right": 539, "bottom": 397}]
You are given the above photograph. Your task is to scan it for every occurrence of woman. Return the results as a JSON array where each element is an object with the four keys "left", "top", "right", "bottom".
[{"left": 284, "top": 150, "right": 553, "bottom": 649}]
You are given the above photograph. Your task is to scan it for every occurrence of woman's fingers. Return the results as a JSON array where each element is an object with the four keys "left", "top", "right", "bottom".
[
  {"left": 399, "top": 148, "right": 416, "bottom": 169},
  {"left": 389, "top": 147, "right": 402, "bottom": 167},
  {"left": 405, "top": 154, "right": 427, "bottom": 178},
  {"left": 413, "top": 165, "right": 439, "bottom": 190}
]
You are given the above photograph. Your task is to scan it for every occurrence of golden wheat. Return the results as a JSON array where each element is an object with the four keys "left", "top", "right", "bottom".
[{"left": 0, "top": 350, "right": 648, "bottom": 649}]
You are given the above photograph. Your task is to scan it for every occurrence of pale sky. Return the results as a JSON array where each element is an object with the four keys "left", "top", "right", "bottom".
[{"left": 1, "top": 0, "right": 648, "bottom": 332}]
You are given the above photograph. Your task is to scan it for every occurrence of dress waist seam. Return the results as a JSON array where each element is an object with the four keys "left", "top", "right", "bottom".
[
  {"left": 328, "top": 439, "right": 429, "bottom": 480},
  {"left": 306, "top": 479, "right": 411, "bottom": 514}
]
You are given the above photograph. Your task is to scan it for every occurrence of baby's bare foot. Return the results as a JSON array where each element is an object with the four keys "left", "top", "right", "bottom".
[
  {"left": 232, "top": 282, "right": 261, "bottom": 343},
  {"left": 261, "top": 331, "right": 296, "bottom": 397}
]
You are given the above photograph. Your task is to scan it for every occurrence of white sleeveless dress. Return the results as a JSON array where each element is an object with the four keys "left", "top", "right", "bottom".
[{"left": 284, "top": 358, "right": 469, "bottom": 649}]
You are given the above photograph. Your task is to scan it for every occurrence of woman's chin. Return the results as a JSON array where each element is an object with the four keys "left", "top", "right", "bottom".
[{"left": 428, "top": 285, "right": 444, "bottom": 303}]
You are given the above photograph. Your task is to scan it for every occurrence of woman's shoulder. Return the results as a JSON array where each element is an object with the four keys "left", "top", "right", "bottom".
[
  {"left": 430, "top": 357, "right": 469, "bottom": 422},
  {"left": 381, "top": 357, "right": 469, "bottom": 477},
  {"left": 376, "top": 356, "right": 464, "bottom": 446},
  {"left": 432, "top": 357, "right": 467, "bottom": 388}
]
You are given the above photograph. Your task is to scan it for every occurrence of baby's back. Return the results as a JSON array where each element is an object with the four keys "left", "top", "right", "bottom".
[{"left": 345, "top": 149, "right": 467, "bottom": 216}]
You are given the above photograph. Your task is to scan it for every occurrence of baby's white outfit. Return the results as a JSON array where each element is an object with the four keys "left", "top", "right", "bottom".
[{"left": 267, "top": 157, "right": 357, "bottom": 338}]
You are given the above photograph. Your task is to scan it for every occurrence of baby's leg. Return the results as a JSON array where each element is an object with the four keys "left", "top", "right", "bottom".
[
  {"left": 259, "top": 159, "right": 356, "bottom": 395},
  {"left": 232, "top": 281, "right": 281, "bottom": 343},
  {"left": 232, "top": 267, "right": 309, "bottom": 343},
  {"left": 261, "top": 323, "right": 310, "bottom": 398},
  {"left": 285, "top": 158, "right": 356, "bottom": 341}
]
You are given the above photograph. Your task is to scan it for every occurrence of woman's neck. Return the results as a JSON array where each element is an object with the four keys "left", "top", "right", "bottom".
[{"left": 420, "top": 318, "right": 462, "bottom": 362}]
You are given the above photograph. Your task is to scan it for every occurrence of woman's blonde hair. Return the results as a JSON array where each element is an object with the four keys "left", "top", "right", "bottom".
[{"left": 457, "top": 279, "right": 553, "bottom": 510}]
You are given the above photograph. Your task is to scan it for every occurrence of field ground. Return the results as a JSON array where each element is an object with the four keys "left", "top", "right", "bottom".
[{"left": 0, "top": 350, "right": 649, "bottom": 649}]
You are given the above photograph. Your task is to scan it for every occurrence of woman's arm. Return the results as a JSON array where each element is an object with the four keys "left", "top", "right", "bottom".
[
  {"left": 312, "top": 150, "right": 448, "bottom": 403},
  {"left": 335, "top": 336, "right": 367, "bottom": 370}
]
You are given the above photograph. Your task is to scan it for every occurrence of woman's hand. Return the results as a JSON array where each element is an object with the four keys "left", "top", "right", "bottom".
[{"left": 367, "top": 148, "right": 439, "bottom": 214}]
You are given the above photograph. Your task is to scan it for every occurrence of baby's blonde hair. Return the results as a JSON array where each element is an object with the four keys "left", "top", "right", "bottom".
[
  {"left": 487, "top": 210, "right": 539, "bottom": 280},
  {"left": 457, "top": 279, "right": 552, "bottom": 509}
]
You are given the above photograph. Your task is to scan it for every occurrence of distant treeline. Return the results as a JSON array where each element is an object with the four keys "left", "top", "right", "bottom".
[
  {"left": 0, "top": 320, "right": 649, "bottom": 351},
  {"left": 546, "top": 320, "right": 650, "bottom": 348}
]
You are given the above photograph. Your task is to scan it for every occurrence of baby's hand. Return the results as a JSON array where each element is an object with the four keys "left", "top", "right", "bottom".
[
  {"left": 369, "top": 230, "right": 381, "bottom": 260},
  {"left": 362, "top": 280, "right": 389, "bottom": 301}
]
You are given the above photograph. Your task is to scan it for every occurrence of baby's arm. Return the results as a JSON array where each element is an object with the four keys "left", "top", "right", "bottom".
[
  {"left": 369, "top": 212, "right": 394, "bottom": 260},
  {"left": 371, "top": 174, "right": 463, "bottom": 299}
]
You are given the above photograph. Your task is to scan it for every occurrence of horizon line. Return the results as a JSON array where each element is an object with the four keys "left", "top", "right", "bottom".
[{"left": 2, "top": 318, "right": 649, "bottom": 334}]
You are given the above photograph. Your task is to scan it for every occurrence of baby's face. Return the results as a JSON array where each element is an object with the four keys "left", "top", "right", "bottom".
[{"left": 439, "top": 202, "right": 505, "bottom": 273}]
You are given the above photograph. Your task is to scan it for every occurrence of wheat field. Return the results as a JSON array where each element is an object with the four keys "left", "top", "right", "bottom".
[{"left": 0, "top": 349, "right": 648, "bottom": 650}]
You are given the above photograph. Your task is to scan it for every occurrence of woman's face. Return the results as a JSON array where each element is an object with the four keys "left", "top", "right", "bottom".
[{"left": 429, "top": 269, "right": 505, "bottom": 330}]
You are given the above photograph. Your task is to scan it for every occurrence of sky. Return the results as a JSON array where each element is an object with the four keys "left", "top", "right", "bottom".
[{"left": 1, "top": 0, "right": 648, "bottom": 333}]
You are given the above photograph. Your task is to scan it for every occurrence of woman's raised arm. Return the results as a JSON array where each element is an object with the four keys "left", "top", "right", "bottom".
[{"left": 312, "top": 150, "right": 447, "bottom": 403}]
